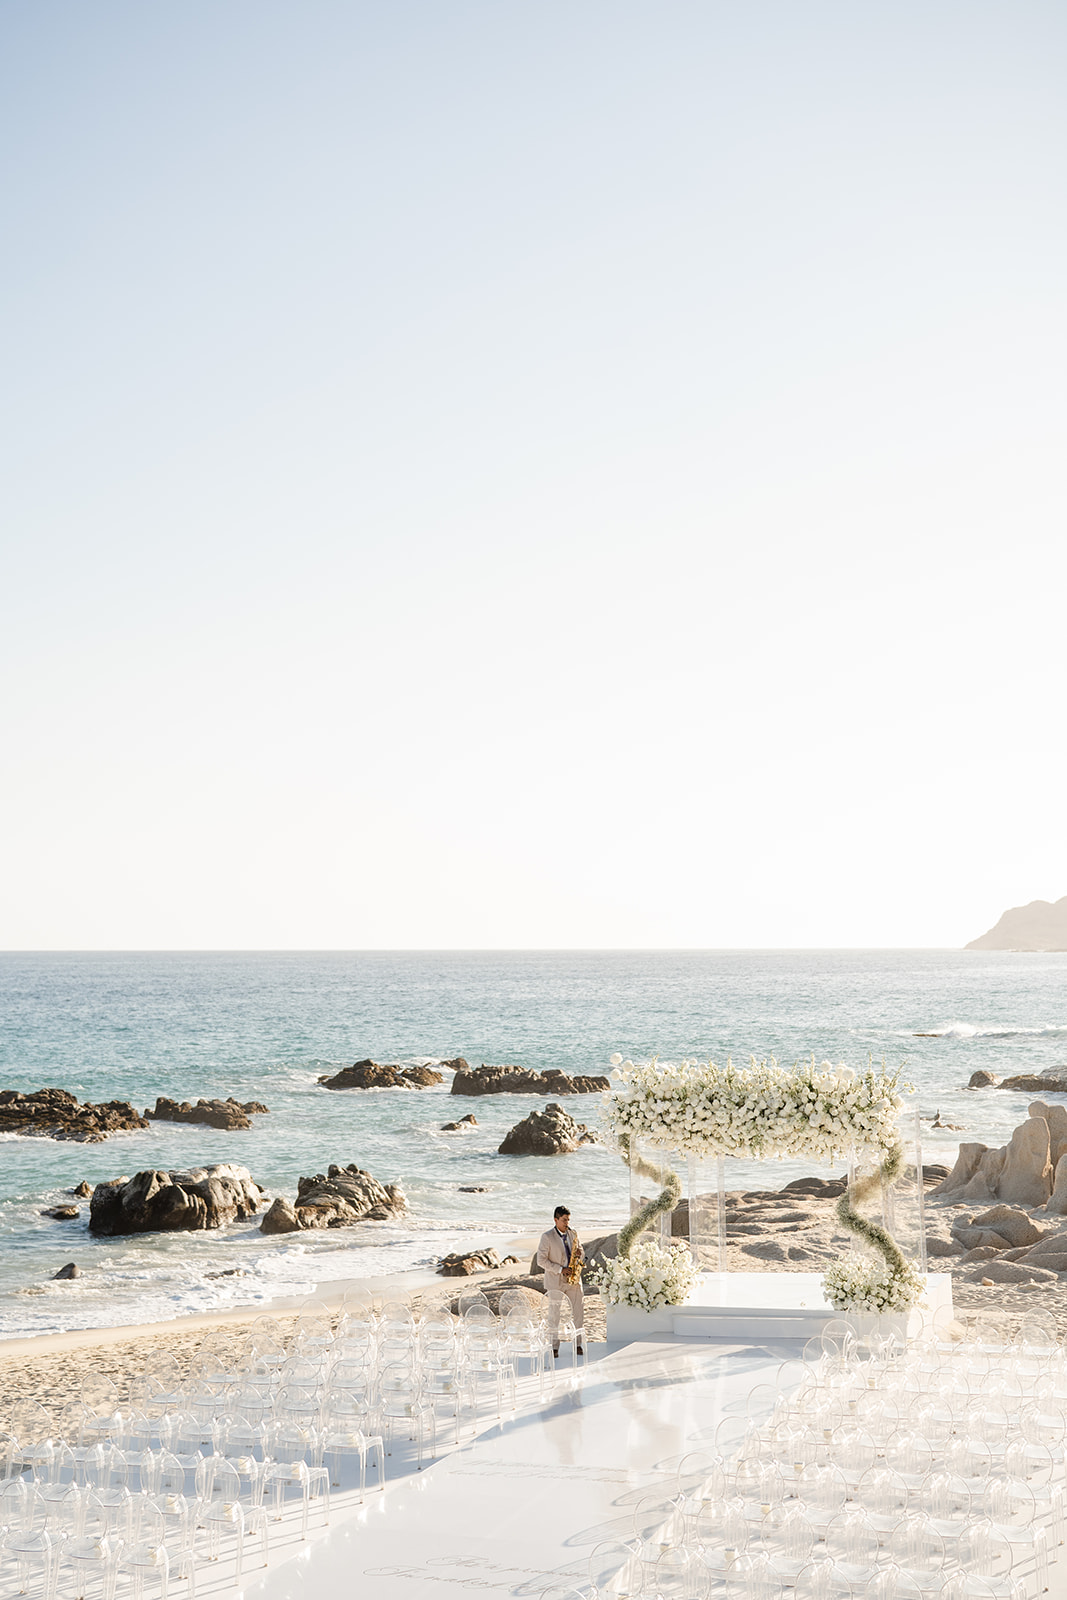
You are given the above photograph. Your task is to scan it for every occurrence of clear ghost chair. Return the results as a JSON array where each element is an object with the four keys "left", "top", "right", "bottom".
[
  {"left": 320, "top": 1395, "right": 384, "bottom": 1497},
  {"left": 868, "top": 1565, "right": 925, "bottom": 1600},
  {"left": 760, "top": 1502, "right": 814, "bottom": 1576},
  {"left": 691, "top": 1496, "right": 748, "bottom": 1580},
  {"left": 889, "top": 1512, "right": 947, "bottom": 1596},
  {"left": 954, "top": 1521, "right": 1019, "bottom": 1594},
  {"left": 823, "top": 1506, "right": 881, "bottom": 1589},
  {"left": 917, "top": 1471, "right": 973, "bottom": 1540},
  {"left": 586, "top": 1540, "right": 641, "bottom": 1599},
  {"left": 196, "top": 1458, "right": 269, "bottom": 1582},
  {"left": 984, "top": 1479, "right": 1049, "bottom": 1591},
  {"left": 792, "top": 1559, "right": 855, "bottom": 1600},
  {"left": 261, "top": 1456, "right": 330, "bottom": 1538},
  {"left": 30, "top": 1478, "right": 83, "bottom": 1539},
  {"left": 631, "top": 1492, "right": 680, "bottom": 1586},
  {"left": 1003, "top": 1437, "right": 1064, "bottom": 1543},
  {"left": 884, "top": 1429, "right": 935, "bottom": 1489},
  {"left": 938, "top": 1576, "right": 1026, "bottom": 1600},
  {"left": 4, "top": 1524, "right": 60, "bottom": 1600},
  {"left": 118, "top": 1501, "right": 171, "bottom": 1600},
  {"left": 61, "top": 1489, "right": 128, "bottom": 1600},
  {"left": 856, "top": 1465, "right": 911, "bottom": 1535}
]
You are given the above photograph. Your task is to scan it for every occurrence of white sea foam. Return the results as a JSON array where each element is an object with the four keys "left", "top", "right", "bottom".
[{"left": 912, "top": 1022, "right": 1067, "bottom": 1040}]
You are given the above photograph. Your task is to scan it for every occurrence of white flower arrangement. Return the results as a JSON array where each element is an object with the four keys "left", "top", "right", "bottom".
[
  {"left": 595, "top": 1238, "right": 697, "bottom": 1311},
  {"left": 823, "top": 1254, "right": 924, "bottom": 1315},
  {"left": 602, "top": 1056, "right": 909, "bottom": 1163}
]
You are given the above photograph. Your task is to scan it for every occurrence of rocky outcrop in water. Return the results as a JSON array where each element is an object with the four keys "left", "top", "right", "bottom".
[
  {"left": 53, "top": 1263, "right": 80, "bottom": 1280},
  {"left": 442, "top": 1113, "right": 478, "bottom": 1131},
  {"left": 41, "top": 1206, "right": 80, "bottom": 1221},
  {"left": 498, "top": 1102, "right": 598, "bottom": 1155},
  {"left": 451, "top": 1064, "right": 610, "bottom": 1097},
  {"left": 146, "top": 1096, "right": 270, "bottom": 1129},
  {"left": 318, "top": 1060, "right": 444, "bottom": 1091},
  {"left": 89, "top": 1164, "right": 265, "bottom": 1236},
  {"left": 0, "top": 1088, "right": 148, "bottom": 1143},
  {"left": 259, "top": 1163, "right": 407, "bottom": 1233}
]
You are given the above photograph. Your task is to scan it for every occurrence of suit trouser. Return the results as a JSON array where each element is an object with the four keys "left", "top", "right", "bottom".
[{"left": 546, "top": 1279, "right": 584, "bottom": 1343}]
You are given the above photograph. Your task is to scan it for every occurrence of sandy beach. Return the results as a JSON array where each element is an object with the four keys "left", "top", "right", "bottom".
[{"left": 5, "top": 1185, "right": 1067, "bottom": 1432}]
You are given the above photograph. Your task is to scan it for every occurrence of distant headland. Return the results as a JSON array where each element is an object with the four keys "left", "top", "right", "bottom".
[{"left": 966, "top": 896, "right": 1067, "bottom": 951}]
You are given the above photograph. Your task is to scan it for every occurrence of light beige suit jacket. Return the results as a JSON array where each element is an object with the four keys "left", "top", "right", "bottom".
[{"left": 537, "top": 1225, "right": 577, "bottom": 1290}]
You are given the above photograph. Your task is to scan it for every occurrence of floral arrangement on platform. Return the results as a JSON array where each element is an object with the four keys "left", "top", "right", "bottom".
[
  {"left": 823, "top": 1252, "right": 924, "bottom": 1315},
  {"left": 603, "top": 1055, "right": 908, "bottom": 1163},
  {"left": 604, "top": 1053, "right": 923, "bottom": 1318},
  {"left": 594, "top": 1237, "right": 697, "bottom": 1311}
]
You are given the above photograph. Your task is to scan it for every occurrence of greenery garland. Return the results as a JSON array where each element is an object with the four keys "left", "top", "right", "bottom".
[
  {"left": 616, "top": 1131, "right": 683, "bottom": 1258},
  {"left": 826, "top": 1137, "right": 923, "bottom": 1313},
  {"left": 835, "top": 1137, "right": 908, "bottom": 1276}
]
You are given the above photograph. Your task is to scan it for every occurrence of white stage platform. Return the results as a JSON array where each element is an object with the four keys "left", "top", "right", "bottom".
[
  {"left": 605, "top": 1272, "right": 953, "bottom": 1341},
  {"left": 241, "top": 1337, "right": 790, "bottom": 1600}
]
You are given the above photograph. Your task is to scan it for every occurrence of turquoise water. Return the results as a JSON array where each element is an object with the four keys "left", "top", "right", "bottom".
[{"left": 1, "top": 948, "right": 1066, "bottom": 1335}]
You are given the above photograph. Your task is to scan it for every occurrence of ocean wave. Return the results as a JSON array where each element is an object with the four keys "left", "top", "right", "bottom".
[{"left": 911, "top": 1023, "right": 1067, "bottom": 1040}]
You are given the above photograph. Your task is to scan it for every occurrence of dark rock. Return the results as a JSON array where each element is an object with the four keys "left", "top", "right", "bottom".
[
  {"left": 498, "top": 1102, "right": 598, "bottom": 1156},
  {"left": 0, "top": 1088, "right": 148, "bottom": 1143},
  {"left": 401, "top": 1065, "right": 444, "bottom": 1087},
  {"left": 922, "top": 1164, "right": 950, "bottom": 1183},
  {"left": 69, "top": 1182, "right": 93, "bottom": 1198},
  {"left": 968, "top": 1071, "right": 999, "bottom": 1089},
  {"left": 458, "top": 1185, "right": 490, "bottom": 1192},
  {"left": 437, "top": 1246, "right": 503, "bottom": 1276},
  {"left": 451, "top": 1064, "right": 610, "bottom": 1097},
  {"left": 145, "top": 1096, "right": 270, "bottom": 1130},
  {"left": 205, "top": 1267, "right": 248, "bottom": 1279},
  {"left": 441, "top": 1114, "right": 478, "bottom": 1130},
  {"left": 259, "top": 1163, "right": 407, "bottom": 1234},
  {"left": 89, "top": 1164, "right": 265, "bottom": 1236},
  {"left": 439, "top": 1058, "right": 470, "bottom": 1073},
  {"left": 41, "top": 1206, "right": 80, "bottom": 1221},
  {"left": 53, "top": 1262, "right": 81, "bottom": 1280},
  {"left": 318, "top": 1060, "right": 444, "bottom": 1091},
  {"left": 999, "top": 1072, "right": 1067, "bottom": 1094}
]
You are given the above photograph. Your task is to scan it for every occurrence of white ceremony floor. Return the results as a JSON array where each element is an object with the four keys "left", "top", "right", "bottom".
[{"left": 241, "top": 1335, "right": 791, "bottom": 1600}]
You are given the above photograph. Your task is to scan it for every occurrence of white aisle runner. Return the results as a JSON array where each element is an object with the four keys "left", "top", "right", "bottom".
[{"left": 241, "top": 1338, "right": 788, "bottom": 1600}]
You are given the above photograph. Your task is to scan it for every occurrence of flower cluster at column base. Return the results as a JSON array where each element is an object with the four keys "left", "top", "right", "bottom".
[
  {"left": 822, "top": 1254, "right": 924, "bottom": 1315},
  {"left": 594, "top": 1238, "right": 697, "bottom": 1310}
]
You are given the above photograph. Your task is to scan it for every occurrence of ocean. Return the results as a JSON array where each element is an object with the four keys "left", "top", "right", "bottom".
[{"left": 1, "top": 948, "right": 1066, "bottom": 1338}]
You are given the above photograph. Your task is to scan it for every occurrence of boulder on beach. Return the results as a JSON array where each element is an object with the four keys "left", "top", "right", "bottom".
[
  {"left": 318, "top": 1059, "right": 444, "bottom": 1091},
  {"left": 0, "top": 1088, "right": 148, "bottom": 1143},
  {"left": 437, "top": 1246, "right": 504, "bottom": 1276},
  {"left": 497, "top": 1102, "right": 598, "bottom": 1156},
  {"left": 89, "top": 1164, "right": 265, "bottom": 1236},
  {"left": 930, "top": 1114, "right": 1056, "bottom": 1208},
  {"left": 259, "top": 1163, "right": 407, "bottom": 1234},
  {"left": 146, "top": 1096, "right": 270, "bottom": 1130},
  {"left": 451, "top": 1063, "right": 610, "bottom": 1097}
]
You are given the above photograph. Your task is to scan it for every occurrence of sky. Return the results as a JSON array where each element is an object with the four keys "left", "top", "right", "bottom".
[{"left": 2, "top": 1, "right": 1065, "bottom": 950}]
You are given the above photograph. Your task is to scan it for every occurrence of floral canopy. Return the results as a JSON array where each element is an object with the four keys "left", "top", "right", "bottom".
[{"left": 601, "top": 1056, "right": 908, "bottom": 1164}]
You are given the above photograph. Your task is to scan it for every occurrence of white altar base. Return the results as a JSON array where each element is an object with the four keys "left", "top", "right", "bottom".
[
  {"left": 240, "top": 1337, "right": 791, "bottom": 1600},
  {"left": 606, "top": 1271, "right": 953, "bottom": 1342}
]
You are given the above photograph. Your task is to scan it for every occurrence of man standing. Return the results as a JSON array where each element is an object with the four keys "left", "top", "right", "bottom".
[{"left": 537, "top": 1204, "right": 584, "bottom": 1357}]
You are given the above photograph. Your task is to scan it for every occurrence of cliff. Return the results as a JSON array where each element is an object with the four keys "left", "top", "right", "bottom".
[{"left": 966, "top": 896, "right": 1067, "bottom": 951}]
